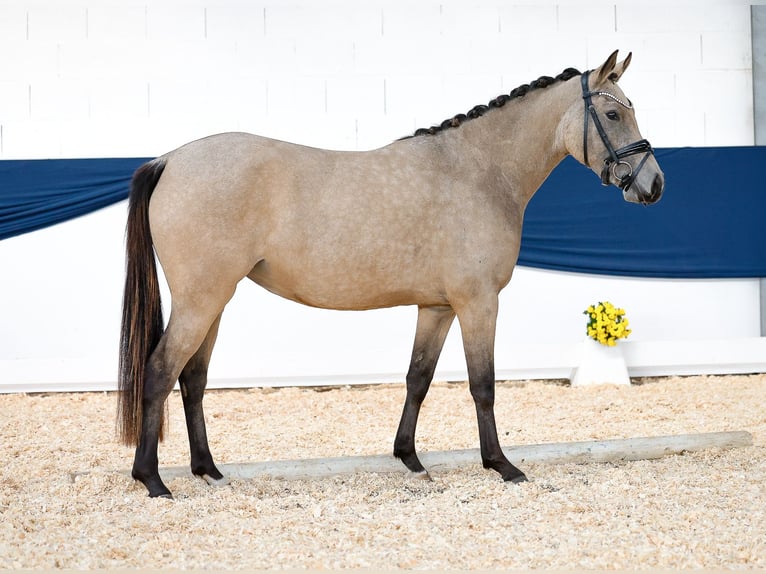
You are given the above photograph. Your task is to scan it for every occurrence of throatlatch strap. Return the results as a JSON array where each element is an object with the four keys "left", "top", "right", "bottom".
[{"left": 582, "top": 72, "right": 591, "bottom": 165}]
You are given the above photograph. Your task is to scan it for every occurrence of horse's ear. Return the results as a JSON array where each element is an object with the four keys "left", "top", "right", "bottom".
[
  {"left": 594, "top": 50, "right": 622, "bottom": 84},
  {"left": 609, "top": 52, "right": 632, "bottom": 83}
]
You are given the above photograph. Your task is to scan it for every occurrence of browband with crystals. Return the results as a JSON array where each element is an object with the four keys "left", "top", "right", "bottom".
[{"left": 590, "top": 91, "right": 633, "bottom": 109}]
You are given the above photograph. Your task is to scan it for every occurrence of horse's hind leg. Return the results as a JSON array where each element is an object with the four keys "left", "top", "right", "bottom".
[
  {"left": 133, "top": 294, "right": 234, "bottom": 498},
  {"left": 394, "top": 305, "right": 455, "bottom": 478},
  {"left": 179, "top": 313, "right": 227, "bottom": 487},
  {"left": 131, "top": 332, "right": 183, "bottom": 498}
]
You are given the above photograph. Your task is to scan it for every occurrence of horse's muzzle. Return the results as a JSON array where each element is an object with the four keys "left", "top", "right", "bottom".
[
  {"left": 623, "top": 171, "right": 663, "bottom": 205},
  {"left": 641, "top": 173, "right": 664, "bottom": 205}
]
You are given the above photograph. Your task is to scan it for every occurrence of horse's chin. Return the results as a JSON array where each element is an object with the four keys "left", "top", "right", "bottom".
[
  {"left": 622, "top": 188, "right": 645, "bottom": 204},
  {"left": 622, "top": 180, "right": 663, "bottom": 206}
]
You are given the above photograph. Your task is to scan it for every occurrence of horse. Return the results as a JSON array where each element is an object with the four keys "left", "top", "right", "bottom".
[{"left": 118, "top": 50, "right": 664, "bottom": 498}]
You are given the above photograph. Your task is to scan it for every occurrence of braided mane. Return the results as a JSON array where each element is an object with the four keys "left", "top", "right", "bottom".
[{"left": 401, "top": 67, "right": 582, "bottom": 139}]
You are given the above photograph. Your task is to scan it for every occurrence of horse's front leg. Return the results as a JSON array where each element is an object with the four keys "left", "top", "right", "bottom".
[
  {"left": 394, "top": 305, "right": 455, "bottom": 477},
  {"left": 457, "top": 295, "right": 528, "bottom": 484}
]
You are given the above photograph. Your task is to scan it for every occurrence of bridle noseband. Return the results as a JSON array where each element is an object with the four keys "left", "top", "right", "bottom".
[{"left": 581, "top": 70, "right": 653, "bottom": 192}]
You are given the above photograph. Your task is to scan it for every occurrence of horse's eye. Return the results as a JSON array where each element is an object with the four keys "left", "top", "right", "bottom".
[{"left": 606, "top": 110, "right": 619, "bottom": 121}]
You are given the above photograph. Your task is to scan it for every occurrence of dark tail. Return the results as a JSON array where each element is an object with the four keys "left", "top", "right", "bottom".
[{"left": 117, "top": 158, "right": 167, "bottom": 446}]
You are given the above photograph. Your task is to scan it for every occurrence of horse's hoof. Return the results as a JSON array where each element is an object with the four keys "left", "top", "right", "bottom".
[
  {"left": 408, "top": 470, "right": 432, "bottom": 481},
  {"left": 201, "top": 473, "right": 230, "bottom": 487},
  {"left": 506, "top": 473, "right": 529, "bottom": 484},
  {"left": 151, "top": 492, "right": 174, "bottom": 500},
  {"left": 135, "top": 473, "right": 173, "bottom": 499}
]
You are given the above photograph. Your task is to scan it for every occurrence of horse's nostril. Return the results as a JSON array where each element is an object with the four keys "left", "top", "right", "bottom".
[{"left": 651, "top": 174, "right": 664, "bottom": 200}]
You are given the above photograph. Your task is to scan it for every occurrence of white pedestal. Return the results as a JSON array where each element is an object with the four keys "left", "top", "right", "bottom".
[{"left": 569, "top": 338, "right": 631, "bottom": 386}]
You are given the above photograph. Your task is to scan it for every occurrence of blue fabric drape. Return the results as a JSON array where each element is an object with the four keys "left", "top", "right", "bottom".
[
  {"left": 1, "top": 147, "right": 765, "bottom": 278},
  {"left": 0, "top": 157, "right": 148, "bottom": 241},
  {"left": 520, "top": 146, "right": 766, "bottom": 278}
]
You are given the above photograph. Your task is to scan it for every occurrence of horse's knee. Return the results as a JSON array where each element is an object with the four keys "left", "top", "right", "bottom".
[
  {"left": 406, "top": 351, "right": 438, "bottom": 399},
  {"left": 469, "top": 377, "right": 495, "bottom": 410},
  {"left": 405, "top": 373, "right": 431, "bottom": 403}
]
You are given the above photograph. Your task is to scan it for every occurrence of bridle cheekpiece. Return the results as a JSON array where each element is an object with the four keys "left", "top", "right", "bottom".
[{"left": 581, "top": 70, "right": 654, "bottom": 192}]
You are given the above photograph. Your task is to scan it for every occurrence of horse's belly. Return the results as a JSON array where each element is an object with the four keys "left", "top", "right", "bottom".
[{"left": 247, "top": 258, "right": 445, "bottom": 311}]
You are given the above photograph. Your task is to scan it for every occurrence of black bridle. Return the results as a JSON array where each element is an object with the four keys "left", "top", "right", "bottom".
[{"left": 581, "top": 70, "right": 654, "bottom": 192}]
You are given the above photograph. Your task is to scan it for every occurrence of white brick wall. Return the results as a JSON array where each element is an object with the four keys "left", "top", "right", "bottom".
[
  {"left": 27, "top": 4, "right": 87, "bottom": 41},
  {"left": 0, "top": 0, "right": 756, "bottom": 158},
  {"left": 1, "top": 1, "right": 762, "bottom": 391}
]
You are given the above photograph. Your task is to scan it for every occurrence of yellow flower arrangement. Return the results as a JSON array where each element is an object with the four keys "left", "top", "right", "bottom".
[{"left": 584, "top": 301, "right": 631, "bottom": 347}]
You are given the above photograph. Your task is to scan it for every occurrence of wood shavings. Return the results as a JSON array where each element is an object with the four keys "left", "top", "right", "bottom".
[{"left": 1, "top": 374, "right": 764, "bottom": 569}]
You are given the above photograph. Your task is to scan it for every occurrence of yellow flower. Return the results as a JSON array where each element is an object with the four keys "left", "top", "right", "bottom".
[{"left": 583, "top": 300, "right": 631, "bottom": 347}]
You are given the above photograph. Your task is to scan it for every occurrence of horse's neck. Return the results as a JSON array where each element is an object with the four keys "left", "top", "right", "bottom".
[{"left": 459, "top": 81, "right": 574, "bottom": 206}]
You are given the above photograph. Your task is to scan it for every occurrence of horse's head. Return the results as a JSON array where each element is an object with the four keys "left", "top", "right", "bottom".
[{"left": 566, "top": 50, "right": 664, "bottom": 205}]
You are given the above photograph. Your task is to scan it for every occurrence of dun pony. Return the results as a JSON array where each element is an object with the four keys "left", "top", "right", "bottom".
[{"left": 119, "top": 51, "right": 663, "bottom": 498}]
